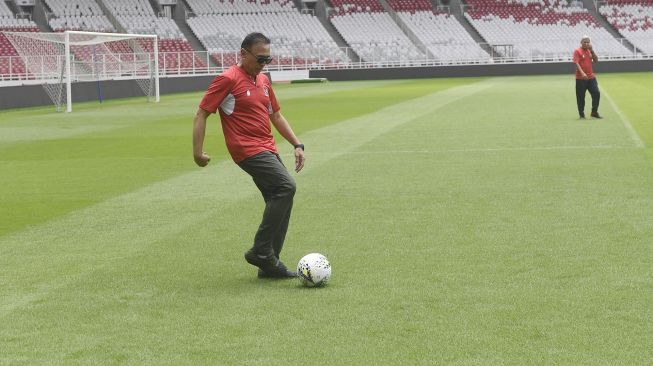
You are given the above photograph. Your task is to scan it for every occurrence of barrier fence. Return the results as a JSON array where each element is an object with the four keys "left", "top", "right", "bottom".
[{"left": 1, "top": 43, "right": 651, "bottom": 83}]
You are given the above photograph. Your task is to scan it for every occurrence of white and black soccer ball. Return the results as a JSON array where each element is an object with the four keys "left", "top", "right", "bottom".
[{"left": 297, "top": 253, "right": 331, "bottom": 287}]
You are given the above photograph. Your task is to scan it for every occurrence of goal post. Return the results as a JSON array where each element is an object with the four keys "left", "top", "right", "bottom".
[{"left": 2, "top": 30, "right": 159, "bottom": 112}]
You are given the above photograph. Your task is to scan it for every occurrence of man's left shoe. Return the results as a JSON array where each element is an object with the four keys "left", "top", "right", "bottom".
[{"left": 590, "top": 112, "right": 603, "bottom": 119}]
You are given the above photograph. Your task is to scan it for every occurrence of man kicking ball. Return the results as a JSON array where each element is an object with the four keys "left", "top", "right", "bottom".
[{"left": 192, "top": 32, "right": 305, "bottom": 278}]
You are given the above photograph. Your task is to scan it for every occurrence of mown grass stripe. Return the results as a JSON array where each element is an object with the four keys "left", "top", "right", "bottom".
[
  {"left": 0, "top": 80, "right": 402, "bottom": 146},
  {"left": 0, "top": 80, "right": 490, "bottom": 318}
]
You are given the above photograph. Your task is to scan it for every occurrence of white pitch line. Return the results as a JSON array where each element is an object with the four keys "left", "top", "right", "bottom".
[
  {"left": 602, "top": 87, "right": 645, "bottom": 148},
  {"left": 279, "top": 145, "right": 628, "bottom": 157}
]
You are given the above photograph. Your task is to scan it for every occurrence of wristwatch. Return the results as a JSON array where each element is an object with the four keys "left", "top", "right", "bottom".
[{"left": 293, "top": 143, "right": 305, "bottom": 151}]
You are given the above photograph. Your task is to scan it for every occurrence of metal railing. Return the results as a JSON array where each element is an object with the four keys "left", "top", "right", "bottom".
[
  {"left": 15, "top": 12, "right": 32, "bottom": 21},
  {"left": 0, "top": 44, "right": 651, "bottom": 84}
]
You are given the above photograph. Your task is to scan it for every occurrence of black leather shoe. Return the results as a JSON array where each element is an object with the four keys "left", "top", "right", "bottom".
[
  {"left": 245, "top": 250, "right": 297, "bottom": 278},
  {"left": 590, "top": 112, "right": 602, "bottom": 119},
  {"left": 244, "top": 249, "right": 278, "bottom": 272},
  {"left": 258, "top": 265, "right": 297, "bottom": 279}
]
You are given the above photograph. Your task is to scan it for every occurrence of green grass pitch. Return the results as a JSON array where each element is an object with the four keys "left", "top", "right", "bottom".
[{"left": 1, "top": 73, "right": 652, "bottom": 365}]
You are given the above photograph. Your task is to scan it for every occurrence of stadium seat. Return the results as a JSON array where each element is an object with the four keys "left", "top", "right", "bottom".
[{"left": 386, "top": 0, "right": 434, "bottom": 13}]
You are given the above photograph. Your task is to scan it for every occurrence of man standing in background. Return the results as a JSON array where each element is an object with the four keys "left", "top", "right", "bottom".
[{"left": 573, "top": 35, "right": 602, "bottom": 119}]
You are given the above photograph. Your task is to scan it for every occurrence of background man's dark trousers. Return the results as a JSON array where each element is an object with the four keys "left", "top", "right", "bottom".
[
  {"left": 238, "top": 151, "right": 296, "bottom": 259},
  {"left": 576, "top": 78, "right": 600, "bottom": 117}
]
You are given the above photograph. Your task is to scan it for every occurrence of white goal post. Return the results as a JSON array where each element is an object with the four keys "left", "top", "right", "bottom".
[{"left": 2, "top": 30, "right": 159, "bottom": 112}]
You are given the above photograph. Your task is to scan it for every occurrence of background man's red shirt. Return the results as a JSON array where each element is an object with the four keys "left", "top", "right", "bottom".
[{"left": 573, "top": 47, "right": 595, "bottom": 80}]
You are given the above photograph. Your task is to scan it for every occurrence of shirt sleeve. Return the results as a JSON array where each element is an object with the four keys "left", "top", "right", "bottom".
[
  {"left": 572, "top": 49, "right": 580, "bottom": 63},
  {"left": 267, "top": 83, "right": 281, "bottom": 115},
  {"left": 199, "top": 74, "right": 234, "bottom": 114}
]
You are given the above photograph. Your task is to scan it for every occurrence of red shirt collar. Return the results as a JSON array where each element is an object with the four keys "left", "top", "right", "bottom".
[{"left": 236, "top": 64, "right": 258, "bottom": 82}]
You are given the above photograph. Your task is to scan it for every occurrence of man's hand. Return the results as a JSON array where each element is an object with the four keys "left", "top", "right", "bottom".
[
  {"left": 193, "top": 108, "right": 211, "bottom": 167},
  {"left": 294, "top": 147, "right": 305, "bottom": 173},
  {"left": 194, "top": 152, "right": 211, "bottom": 167},
  {"left": 589, "top": 46, "right": 598, "bottom": 62},
  {"left": 581, "top": 72, "right": 588, "bottom": 80}
]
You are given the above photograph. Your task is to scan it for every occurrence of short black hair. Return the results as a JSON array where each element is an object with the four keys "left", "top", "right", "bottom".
[{"left": 241, "top": 33, "right": 271, "bottom": 50}]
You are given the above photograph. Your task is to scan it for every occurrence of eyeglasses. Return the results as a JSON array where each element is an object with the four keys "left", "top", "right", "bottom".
[{"left": 243, "top": 48, "right": 273, "bottom": 65}]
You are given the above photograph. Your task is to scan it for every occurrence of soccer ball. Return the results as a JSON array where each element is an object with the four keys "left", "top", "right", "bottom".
[{"left": 297, "top": 253, "right": 331, "bottom": 287}]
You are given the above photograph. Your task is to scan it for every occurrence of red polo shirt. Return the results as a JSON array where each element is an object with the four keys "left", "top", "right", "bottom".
[
  {"left": 573, "top": 47, "right": 595, "bottom": 80},
  {"left": 199, "top": 65, "right": 281, "bottom": 163}
]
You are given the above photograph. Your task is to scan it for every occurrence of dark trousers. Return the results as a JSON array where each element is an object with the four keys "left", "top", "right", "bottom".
[
  {"left": 238, "top": 151, "right": 296, "bottom": 259},
  {"left": 576, "top": 78, "right": 600, "bottom": 116}
]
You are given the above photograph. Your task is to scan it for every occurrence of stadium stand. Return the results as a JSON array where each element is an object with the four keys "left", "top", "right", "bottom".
[
  {"left": 101, "top": 0, "right": 205, "bottom": 72},
  {"left": 186, "top": 0, "right": 348, "bottom": 67},
  {"left": 45, "top": 0, "right": 115, "bottom": 32},
  {"left": 599, "top": 0, "right": 653, "bottom": 55},
  {"left": 1, "top": 0, "right": 205, "bottom": 76},
  {"left": 2, "top": 0, "right": 649, "bottom": 79},
  {"left": 464, "top": 0, "right": 631, "bottom": 59},
  {"left": 385, "top": 0, "right": 490, "bottom": 62},
  {"left": 1, "top": 4, "right": 39, "bottom": 78},
  {"left": 102, "top": 0, "right": 183, "bottom": 38},
  {"left": 328, "top": 0, "right": 427, "bottom": 62}
]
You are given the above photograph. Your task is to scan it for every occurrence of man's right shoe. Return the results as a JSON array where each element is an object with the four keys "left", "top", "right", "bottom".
[
  {"left": 579, "top": 114, "right": 586, "bottom": 119},
  {"left": 244, "top": 249, "right": 278, "bottom": 272},
  {"left": 590, "top": 112, "right": 603, "bottom": 119},
  {"left": 245, "top": 250, "right": 296, "bottom": 278},
  {"left": 258, "top": 266, "right": 297, "bottom": 279}
]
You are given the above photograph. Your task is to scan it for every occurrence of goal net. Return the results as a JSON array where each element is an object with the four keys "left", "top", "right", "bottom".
[{"left": 2, "top": 30, "right": 159, "bottom": 112}]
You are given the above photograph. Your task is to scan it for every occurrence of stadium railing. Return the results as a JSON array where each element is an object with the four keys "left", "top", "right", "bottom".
[{"left": 0, "top": 43, "right": 650, "bottom": 84}]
